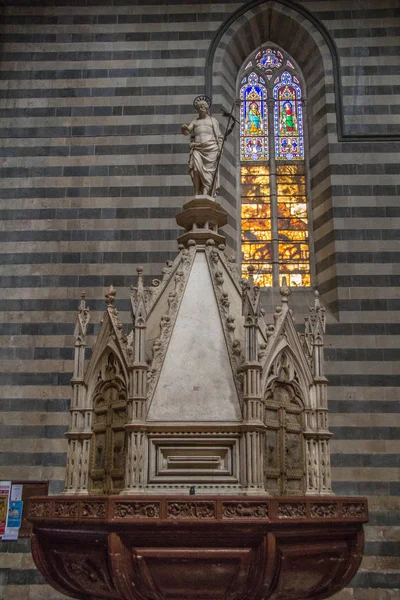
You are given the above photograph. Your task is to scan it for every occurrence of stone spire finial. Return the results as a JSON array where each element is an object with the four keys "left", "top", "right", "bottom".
[
  {"left": 136, "top": 266, "right": 144, "bottom": 294},
  {"left": 247, "top": 263, "right": 255, "bottom": 284},
  {"left": 131, "top": 265, "right": 148, "bottom": 324},
  {"left": 105, "top": 285, "right": 116, "bottom": 306},
  {"left": 313, "top": 290, "right": 326, "bottom": 334},
  {"left": 79, "top": 292, "right": 87, "bottom": 311},
  {"left": 74, "top": 292, "right": 90, "bottom": 345},
  {"left": 241, "top": 264, "right": 261, "bottom": 321},
  {"left": 280, "top": 276, "right": 290, "bottom": 305},
  {"left": 314, "top": 289, "right": 320, "bottom": 309}
]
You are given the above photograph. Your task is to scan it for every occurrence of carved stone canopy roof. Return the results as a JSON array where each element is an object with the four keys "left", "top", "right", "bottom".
[
  {"left": 66, "top": 195, "right": 330, "bottom": 498},
  {"left": 146, "top": 248, "right": 242, "bottom": 422}
]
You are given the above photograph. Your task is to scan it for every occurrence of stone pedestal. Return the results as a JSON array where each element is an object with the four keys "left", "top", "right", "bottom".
[
  {"left": 175, "top": 195, "right": 228, "bottom": 246},
  {"left": 29, "top": 494, "right": 367, "bottom": 600}
]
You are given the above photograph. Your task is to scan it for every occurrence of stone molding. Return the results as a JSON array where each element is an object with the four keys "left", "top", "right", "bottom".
[{"left": 29, "top": 495, "right": 368, "bottom": 523}]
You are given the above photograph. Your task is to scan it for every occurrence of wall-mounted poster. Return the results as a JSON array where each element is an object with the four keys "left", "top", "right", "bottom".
[
  {"left": 0, "top": 481, "right": 11, "bottom": 538},
  {"left": 3, "top": 500, "right": 24, "bottom": 541},
  {"left": 10, "top": 484, "right": 23, "bottom": 502}
]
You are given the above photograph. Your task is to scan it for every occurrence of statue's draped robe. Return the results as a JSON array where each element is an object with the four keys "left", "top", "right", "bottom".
[{"left": 189, "top": 117, "right": 220, "bottom": 195}]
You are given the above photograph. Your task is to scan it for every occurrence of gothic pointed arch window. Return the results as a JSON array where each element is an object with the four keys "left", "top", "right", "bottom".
[{"left": 240, "top": 47, "right": 311, "bottom": 287}]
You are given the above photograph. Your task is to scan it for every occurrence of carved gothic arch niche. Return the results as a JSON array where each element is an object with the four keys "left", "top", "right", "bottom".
[
  {"left": 263, "top": 349, "right": 307, "bottom": 495},
  {"left": 263, "top": 348, "right": 307, "bottom": 495},
  {"left": 206, "top": 0, "right": 340, "bottom": 312},
  {"left": 88, "top": 350, "right": 128, "bottom": 495},
  {"left": 262, "top": 339, "right": 312, "bottom": 406}
]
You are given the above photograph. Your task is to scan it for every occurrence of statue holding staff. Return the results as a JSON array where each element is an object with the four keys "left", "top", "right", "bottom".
[
  {"left": 181, "top": 96, "right": 223, "bottom": 197},
  {"left": 181, "top": 96, "right": 239, "bottom": 198}
]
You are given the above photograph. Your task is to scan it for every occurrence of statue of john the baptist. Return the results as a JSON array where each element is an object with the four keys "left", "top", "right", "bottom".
[{"left": 181, "top": 96, "right": 223, "bottom": 197}]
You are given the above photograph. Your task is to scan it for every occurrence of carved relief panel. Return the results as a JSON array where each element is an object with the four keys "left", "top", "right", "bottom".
[
  {"left": 263, "top": 379, "right": 305, "bottom": 495},
  {"left": 89, "top": 354, "right": 127, "bottom": 494}
]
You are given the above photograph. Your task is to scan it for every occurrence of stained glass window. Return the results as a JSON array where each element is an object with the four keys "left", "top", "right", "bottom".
[
  {"left": 274, "top": 71, "right": 304, "bottom": 160},
  {"left": 239, "top": 48, "right": 311, "bottom": 287},
  {"left": 240, "top": 72, "right": 268, "bottom": 162}
]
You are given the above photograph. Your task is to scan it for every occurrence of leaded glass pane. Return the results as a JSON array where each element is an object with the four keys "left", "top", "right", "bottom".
[
  {"left": 240, "top": 73, "right": 268, "bottom": 161},
  {"left": 277, "top": 163, "right": 311, "bottom": 285},
  {"left": 277, "top": 164, "right": 305, "bottom": 175},
  {"left": 278, "top": 203, "right": 307, "bottom": 218},
  {"left": 241, "top": 165, "right": 272, "bottom": 286},
  {"left": 279, "top": 273, "right": 311, "bottom": 287},
  {"left": 243, "top": 220, "right": 272, "bottom": 241},
  {"left": 242, "top": 264, "right": 273, "bottom": 288},
  {"left": 274, "top": 71, "right": 304, "bottom": 160},
  {"left": 242, "top": 242, "right": 273, "bottom": 262},
  {"left": 242, "top": 165, "right": 270, "bottom": 177},
  {"left": 241, "top": 204, "right": 271, "bottom": 219}
]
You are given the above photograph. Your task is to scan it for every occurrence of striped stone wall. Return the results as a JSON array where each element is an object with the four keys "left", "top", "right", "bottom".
[{"left": 0, "top": 1, "right": 399, "bottom": 599}]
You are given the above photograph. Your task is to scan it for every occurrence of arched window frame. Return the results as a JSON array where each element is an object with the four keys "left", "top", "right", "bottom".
[{"left": 238, "top": 45, "right": 313, "bottom": 288}]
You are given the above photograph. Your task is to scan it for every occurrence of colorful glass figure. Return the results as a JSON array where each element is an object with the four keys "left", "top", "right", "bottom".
[
  {"left": 240, "top": 73, "right": 268, "bottom": 161},
  {"left": 273, "top": 71, "right": 304, "bottom": 160},
  {"left": 256, "top": 48, "right": 283, "bottom": 71}
]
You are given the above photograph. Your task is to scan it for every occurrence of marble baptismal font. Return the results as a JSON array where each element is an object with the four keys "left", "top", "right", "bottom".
[{"left": 29, "top": 100, "right": 367, "bottom": 600}]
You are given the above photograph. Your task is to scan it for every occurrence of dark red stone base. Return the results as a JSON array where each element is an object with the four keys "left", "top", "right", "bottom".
[{"left": 29, "top": 495, "right": 368, "bottom": 600}]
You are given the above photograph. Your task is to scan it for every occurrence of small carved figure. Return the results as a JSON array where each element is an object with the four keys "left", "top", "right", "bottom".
[{"left": 181, "top": 97, "right": 223, "bottom": 197}]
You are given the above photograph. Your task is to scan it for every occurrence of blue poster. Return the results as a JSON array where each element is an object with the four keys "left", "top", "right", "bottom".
[{"left": 7, "top": 501, "right": 23, "bottom": 528}]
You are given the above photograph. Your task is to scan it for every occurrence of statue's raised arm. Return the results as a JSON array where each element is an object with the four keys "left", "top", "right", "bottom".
[
  {"left": 181, "top": 122, "right": 194, "bottom": 136},
  {"left": 181, "top": 96, "right": 223, "bottom": 198}
]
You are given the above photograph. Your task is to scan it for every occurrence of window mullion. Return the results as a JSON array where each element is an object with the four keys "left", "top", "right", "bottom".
[{"left": 267, "top": 97, "right": 279, "bottom": 285}]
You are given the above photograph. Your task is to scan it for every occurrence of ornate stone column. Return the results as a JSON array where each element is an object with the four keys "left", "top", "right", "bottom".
[
  {"left": 241, "top": 267, "right": 266, "bottom": 494},
  {"left": 64, "top": 294, "right": 91, "bottom": 495},
  {"left": 304, "top": 291, "right": 332, "bottom": 495},
  {"left": 122, "top": 268, "right": 149, "bottom": 494}
]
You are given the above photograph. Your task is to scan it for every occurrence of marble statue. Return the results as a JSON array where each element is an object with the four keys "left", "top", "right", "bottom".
[{"left": 181, "top": 97, "right": 223, "bottom": 197}]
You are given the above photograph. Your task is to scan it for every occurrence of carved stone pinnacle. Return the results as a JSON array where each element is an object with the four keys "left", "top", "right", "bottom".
[
  {"left": 105, "top": 285, "right": 116, "bottom": 306},
  {"left": 280, "top": 276, "right": 290, "bottom": 303}
]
